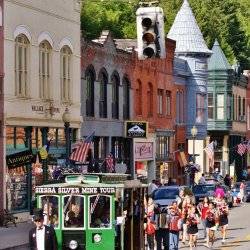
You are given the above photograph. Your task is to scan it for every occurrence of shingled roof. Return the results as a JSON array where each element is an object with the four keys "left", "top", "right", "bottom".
[{"left": 167, "top": 0, "right": 211, "bottom": 55}]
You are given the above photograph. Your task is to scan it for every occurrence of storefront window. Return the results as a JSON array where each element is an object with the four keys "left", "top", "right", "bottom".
[
  {"left": 63, "top": 195, "right": 85, "bottom": 229},
  {"left": 40, "top": 195, "right": 59, "bottom": 228},
  {"left": 57, "top": 128, "right": 66, "bottom": 147},
  {"left": 7, "top": 167, "right": 28, "bottom": 211},
  {"left": 89, "top": 195, "right": 111, "bottom": 228},
  {"left": 32, "top": 128, "right": 42, "bottom": 149},
  {"left": 6, "top": 127, "right": 15, "bottom": 149}
]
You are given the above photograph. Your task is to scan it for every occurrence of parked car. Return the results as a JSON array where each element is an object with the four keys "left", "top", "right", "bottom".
[
  {"left": 152, "top": 186, "right": 195, "bottom": 209},
  {"left": 192, "top": 184, "right": 233, "bottom": 207}
]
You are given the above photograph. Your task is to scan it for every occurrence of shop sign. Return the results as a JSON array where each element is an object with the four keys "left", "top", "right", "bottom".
[
  {"left": 134, "top": 142, "right": 153, "bottom": 160},
  {"left": 6, "top": 150, "right": 35, "bottom": 168},
  {"left": 35, "top": 186, "right": 116, "bottom": 195},
  {"left": 125, "top": 121, "right": 148, "bottom": 138}
]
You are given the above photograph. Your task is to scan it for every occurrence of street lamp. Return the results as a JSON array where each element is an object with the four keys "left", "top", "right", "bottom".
[
  {"left": 191, "top": 126, "right": 198, "bottom": 163},
  {"left": 62, "top": 107, "right": 71, "bottom": 165}
]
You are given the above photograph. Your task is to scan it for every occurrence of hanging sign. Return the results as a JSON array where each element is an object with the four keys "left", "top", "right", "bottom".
[
  {"left": 6, "top": 150, "right": 35, "bottom": 168},
  {"left": 125, "top": 121, "right": 148, "bottom": 138},
  {"left": 134, "top": 142, "right": 154, "bottom": 160}
]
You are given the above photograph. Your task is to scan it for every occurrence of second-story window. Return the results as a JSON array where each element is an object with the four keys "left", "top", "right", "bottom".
[
  {"left": 111, "top": 73, "right": 119, "bottom": 119},
  {"left": 123, "top": 77, "right": 130, "bottom": 120},
  {"left": 15, "top": 34, "right": 29, "bottom": 97},
  {"left": 136, "top": 80, "right": 142, "bottom": 116},
  {"left": 86, "top": 68, "right": 95, "bottom": 117},
  {"left": 157, "top": 89, "right": 163, "bottom": 115},
  {"left": 217, "top": 94, "right": 224, "bottom": 120},
  {"left": 227, "top": 94, "right": 231, "bottom": 120},
  {"left": 99, "top": 71, "right": 108, "bottom": 118},
  {"left": 243, "top": 97, "right": 246, "bottom": 118},
  {"left": 166, "top": 91, "right": 171, "bottom": 116},
  {"left": 247, "top": 105, "right": 250, "bottom": 130},
  {"left": 147, "top": 83, "right": 153, "bottom": 117},
  {"left": 208, "top": 93, "right": 214, "bottom": 120},
  {"left": 196, "top": 93, "right": 205, "bottom": 123},
  {"left": 60, "top": 46, "right": 71, "bottom": 103},
  {"left": 238, "top": 96, "right": 241, "bottom": 120},
  {"left": 39, "top": 41, "right": 51, "bottom": 100}
]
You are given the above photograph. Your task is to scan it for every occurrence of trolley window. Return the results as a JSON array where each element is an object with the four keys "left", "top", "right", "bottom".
[
  {"left": 63, "top": 195, "right": 85, "bottom": 229},
  {"left": 89, "top": 195, "right": 111, "bottom": 229},
  {"left": 39, "top": 195, "right": 59, "bottom": 229}
]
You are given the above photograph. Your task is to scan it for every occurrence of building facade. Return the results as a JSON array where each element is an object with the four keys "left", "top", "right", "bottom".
[
  {"left": 81, "top": 31, "right": 134, "bottom": 175},
  {"left": 3, "top": 0, "right": 81, "bottom": 215},
  {"left": 167, "top": 0, "right": 212, "bottom": 174}
]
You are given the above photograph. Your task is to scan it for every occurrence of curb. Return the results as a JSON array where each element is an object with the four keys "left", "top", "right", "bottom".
[{"left": 0, "top": 243, "right": 29, "bottom": 250}]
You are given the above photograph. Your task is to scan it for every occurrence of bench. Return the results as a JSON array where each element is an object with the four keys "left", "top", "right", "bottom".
[{"left": 2, "top": 209, "right": 18, "bottom": 227}]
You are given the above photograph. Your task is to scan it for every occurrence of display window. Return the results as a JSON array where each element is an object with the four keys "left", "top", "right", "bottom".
[
  {"left": 135, "top": 161, "right": 148, "bottom": 179},
  {"left": 63, "top": 195, "right": 85, "bottom": 229},
  {"left": 89, "top": 195, "right": 111, "bottom": 229},
  {"left": 40, "top": 195, "right": 59, "bottom": 228}
]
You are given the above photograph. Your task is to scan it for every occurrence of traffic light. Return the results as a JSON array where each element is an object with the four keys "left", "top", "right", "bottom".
[{"left": 136, "top": 7, "right": 166, "bottom": 60}]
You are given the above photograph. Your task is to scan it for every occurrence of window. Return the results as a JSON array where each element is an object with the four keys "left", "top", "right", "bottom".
[
  {"left": 238, "top": 96, "right": 241, "bottom": 119},
  {"left": 176, "top": 91, "right": 184, "bottom": 123},
  {"left": 216, "top": 94, "right": 224, "bottom": 120},
  {"left": 247, "top": 105, "right": 250, "bottom": 130},
  {"left": 227, "top": 94, "right": 231, "bottom": 120},
  {"left": 123, "top": 77, "right": 130, "bottom": 120},
  {"left": 86, "top": 69, "right": 95, "bottom": 117},
  {"left": 232, "top": 94, "right": 235, "bottom": 120},
  {"left": 243, "top": 98, "right": 246, "bottom": 116},
  {"left": 208, "top": 93, "right": 214, "bottom": 119},
  {"left": 63, "top": 195, "right": 84, "bottom": 229},
  {"left": 93, "top": 136, "right": 107, "bottom": 160},
  {"left": 156, "top": 136, "right": 170, "bottom": 159},
  {"left": 39, "top": 41, "right": 51, "bottom": 100},
  {"left": 196, "top": 93, "right": 205, "bottom": 123},
  {"left": 136, "top": 80, "right": 142, "bottom": 115},
  {"left": 60, "top": 46, "right": 71, "bottom": 102},
  {"left": 157, "top": 89, "right": 163, "bottom": 115},
  {"left": 99, "top": 71, "right": 108, "bottom": 118},
  {"left": 89, "top": 195, "right": 111, "bottom": 229},
  {"left": 0, "top": 6, "right": 2, "bottom": 26},
  {"left": 147, "top": 83, "right": 153, "bottom": 117},
  {"left": 111, "top": 74, "right": 119, "bottom": 119},
  {"left": 15, "top": 34, "right": 29, "bottom": 97},
  {"left": 40, "top": 196, "right": 59, "bottom": 228},
  {"left": 166, "top": 91, "right": 171, "bottom": 116}
]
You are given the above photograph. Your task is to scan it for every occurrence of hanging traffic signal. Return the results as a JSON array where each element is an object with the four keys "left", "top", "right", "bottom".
[{"left": 136, "top": 7, "right": 166, "bottom": 60}]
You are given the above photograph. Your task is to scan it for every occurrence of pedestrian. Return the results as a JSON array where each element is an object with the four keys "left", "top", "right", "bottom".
[
  {"left": 146, "top": 214, "right": 156, "bottom": 250},
  {"left": 215, "top": 184, "right": 225, "bottom": 199},
  {"left": 186, "top": 205, "right": 199, "bottom": 249},
  {"left": 154, "top": 206, "right": 169, "bottom": 250},
  {"left": 240, "top": 180, "right": 246, "bottom": 203},
  {"left": 197, "top": 196, "right": 209, "bottom": 240},
  {"left": 205, "top": 203, "right": 218, "bottom": 248},
  {"left": 29, "top": 208, "right": 58, "bottom": 250},
  {"left": 181, "top": 197, "right": 192, "bottom": 245},
  {"left": 224, "top": 174, "right": 231, "bottom": 188},
  {"left": 148, "top": 179, "right": 158, "bottom": 197},
  {"left": 199, "top": 173, "right": 206, "bottom": 184},
  {"left": 176, "top": 188, "right": 185, "bottom": 209},
  {"left": 218, "top": 198, "right": 229, "bottom": 244}
]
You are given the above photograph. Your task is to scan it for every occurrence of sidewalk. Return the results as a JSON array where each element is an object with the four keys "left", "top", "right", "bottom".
[{"left": 0, "top": 222, "right": 33, "bottom": 250}]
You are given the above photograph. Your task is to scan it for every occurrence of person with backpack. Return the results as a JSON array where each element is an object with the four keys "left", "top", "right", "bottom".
[{"left": 168, "top": 201, "right": 182, "bottom": 250}]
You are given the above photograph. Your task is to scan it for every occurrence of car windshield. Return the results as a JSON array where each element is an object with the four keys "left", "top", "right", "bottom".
[
  {"left": 153, "top": 188, "right": 179, "bottom": 200},
  {"left": 192, "top": 185, "right": 215, "bottom": 194}
]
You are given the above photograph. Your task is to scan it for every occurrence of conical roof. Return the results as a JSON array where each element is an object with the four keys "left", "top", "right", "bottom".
[
  {"left": 167, "top": 0, "right": 211, "bottom": 54},
  {"left": 208, "top": 39, "right": 231, "bottom": 71}
]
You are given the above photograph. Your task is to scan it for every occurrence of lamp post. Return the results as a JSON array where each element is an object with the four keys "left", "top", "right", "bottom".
[
  {"left": 62, "top": 107, "right": 71, "bottom": 166},
  {"left": 191, "top": 125, "right": 198, "bottom": 163}
]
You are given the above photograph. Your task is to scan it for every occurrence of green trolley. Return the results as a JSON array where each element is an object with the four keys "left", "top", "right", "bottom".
[{"left": 35, "top": 174, "right": 147, "bottom": 250}]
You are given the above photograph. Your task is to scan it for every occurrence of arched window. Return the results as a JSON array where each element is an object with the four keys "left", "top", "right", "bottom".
[
  {"left": 147, "top": 83, "right": 153, "bottom": 117},
  {"left": 136, "top": 80, "right": 142, "bottom": 115},
  {"left": 39, "top": 41, "right": 51, "bottom": 100},
  {"left": 60, "top": 46, "right": 72, "bottom": 103},
  {"left": 111, "top": 72, "right": 119, "bottom": 119},
  {"left": 15, "top": 34, "right": 29, "bottom": 97},
  {"left": 123, "top": 77, "right": 130, "bottom": 119},
  {"left": 238, "top": 96, "right": 241, "bottom": 120},
  {"left": 99, "top": 69, "right": 108, "bottom": 118},
  {"left": 0, "top": 6, "right": 2, "bottom": 27},
  {"left": 85, "top": 67, "right": 95, "bottom": 117}
]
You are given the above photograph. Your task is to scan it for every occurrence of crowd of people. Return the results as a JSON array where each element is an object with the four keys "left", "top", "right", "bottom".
[{"left": 145, "top": 181, "right": 231, "bottom": 250}]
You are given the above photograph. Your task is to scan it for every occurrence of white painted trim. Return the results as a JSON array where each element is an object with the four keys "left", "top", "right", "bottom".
[
  {"left": 38, "top": 31, "right": 54, "bottom": 47},
  {"left": 58, "top": 37, "right": 73, "bottom": 52},
  {"left": 0, "top": 6, "right": 2, "bottom": 27},
  {"left": 14, "top": 25, "right": 32, "bottom": 42}
]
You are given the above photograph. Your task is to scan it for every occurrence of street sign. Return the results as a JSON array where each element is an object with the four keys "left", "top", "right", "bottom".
[{"left": 125, "top": 121, "right": 148, "bottom": 138}]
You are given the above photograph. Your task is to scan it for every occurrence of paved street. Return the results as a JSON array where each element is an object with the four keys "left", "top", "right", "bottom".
[{"left": 179, "top": 202, "right": 250, "bottom": 250}]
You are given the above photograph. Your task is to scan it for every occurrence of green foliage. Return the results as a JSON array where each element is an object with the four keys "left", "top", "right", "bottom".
[{"left": 81, "top": 0, "right": 250, "bottom": 69}]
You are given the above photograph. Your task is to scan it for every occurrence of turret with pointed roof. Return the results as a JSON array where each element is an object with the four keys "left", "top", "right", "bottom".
[{"left": 168, "top": 0, "right": 211, "bottom": 55}]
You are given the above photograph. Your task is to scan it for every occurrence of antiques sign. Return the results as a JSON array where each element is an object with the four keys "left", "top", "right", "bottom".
[
  {"left": 134, "top": 142, "right": 154, "bottom": 160},
  {"left": 125, "top": 121, "right": 148, "bottom": 138},
  {"left": 6, "top": 150, "right": 35, "bottom": 168},
  {"left": 35, "top": 186, "right": 116, "bottom": 195}
]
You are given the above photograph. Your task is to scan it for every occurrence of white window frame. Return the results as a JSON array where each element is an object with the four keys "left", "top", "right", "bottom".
[
  {"left": 217, "top": 94, "right": 224, "bottom": 120},
  {"left": 60, "top": 46, "right": 72, "bottom": 103},
  {"left": 39, "top": 41, "right": 51, "bottom": 100},
  {"left": 196, "top": 93, "right": 205, "bottom": 123},
  {"left": 157, "top": 89, "right": 163, "bottom": 115},
  {"left": 15, "top": 34, "right": 29, "bottom": 97}
]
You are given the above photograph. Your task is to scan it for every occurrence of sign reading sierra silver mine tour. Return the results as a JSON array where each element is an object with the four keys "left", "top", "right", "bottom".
[{"left": 125, "top": 121, "right": 148, "bottom": 138}]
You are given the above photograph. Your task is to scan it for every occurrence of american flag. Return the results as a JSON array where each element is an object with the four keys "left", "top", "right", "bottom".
[
  {"left": 237, "top": 142, "right": 247, "bottom": 156},
  {"left": 246, "top": 140, "right": 250, "bottom": 153},
  {"left": 204, "top": 141, "right": 215, "bottom": 159},
  {"left": 105, "top": 153, "right": 114, "bottom": 173},
  {"left": 69, "top": 132, "right": 94, "bottom": 163}
]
